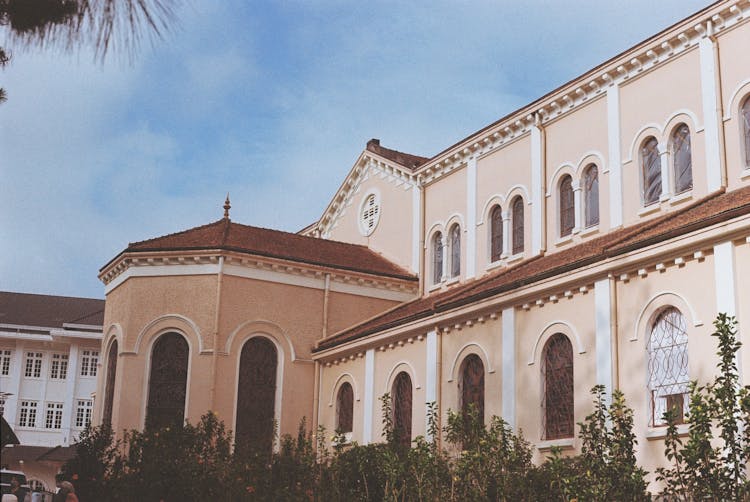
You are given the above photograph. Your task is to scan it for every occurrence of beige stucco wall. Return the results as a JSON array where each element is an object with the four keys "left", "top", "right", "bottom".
[{"left": 325, "top": 165, "right": 416, "bottom": 272}]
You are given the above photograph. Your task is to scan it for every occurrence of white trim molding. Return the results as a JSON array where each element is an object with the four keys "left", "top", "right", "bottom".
[
  {"left": 362, "top": 348, "right": 375, "bottom": 444},
  {"left": 594, "top": 278, "right": 613, "bottom": 400},
  {"left": 501, "top": 308, "right": 516, "bottom": 429},
  {"left": 607, "top": 84, "right": 623, "bottom": 228}
]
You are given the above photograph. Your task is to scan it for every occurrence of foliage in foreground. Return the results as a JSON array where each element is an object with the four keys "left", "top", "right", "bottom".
[{"left": 61, "top": 314, "right": 748, "bottom": 501}]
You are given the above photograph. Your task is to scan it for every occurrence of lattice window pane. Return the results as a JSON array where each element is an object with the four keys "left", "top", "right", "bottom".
[
  {"left": 512, "top": 197, "right": 524, "bottom": 255},
  {"left": 648, "top": 307, "right": 689, "bottom": 426},
  {"left": 490, "top": 206, "right": 503, "bottom": 262},
  {"left": 25, "top": 352, "right": 43, "bottom": 378},
  {"left": 50, "top": 353, "right": 69, "bottom": 380},
  {"left": 432, "top": 232, "right": 443, "bottom": 284},
  {"left": 641, "top": 137, "right": 662, "bottom": 205},
  {"left": 146, "top": 333, "right": 189, "bottom": 431},
  {"left": 1, "top": 349, "right": 11, "bottom": 376},
  {"left": 235, "top": 337, "right": 277, "bottom": 456},
  {"left": 76, "top": 400, "right": 93, "bottom": 428},
  {"left": 19, "top": 401, "right": 38, "bottom": 428},
  {"left": 742, "top": 97, "right": 750, "bottom": 167},
  {"left": 392, "top": 372, "right": 413, "bottom": 445},
  {"left": 0, "top": 398, "right": 5, "bottom": 417},
  {"left": 559, "top": 175, "right": 575, "bottom": 237},
  {"left": 543, "top": 334, "right": 574, "bottom": 440},
  {"left": 103, "top": 340, "right": 118, "bottom": 426},
  {"left": 584, "top": 164, "right": 599, "bottom": 227},
  {"left": 460, "top": 354, "right": 485, "bottom": 423},
  {"left": 672, "top": 124, "right": 693, "bottom": 193},
  {"left": 450, "top": 225, "right": 461, "bottom": 278},
  {"left": 361, "top": 194, "right": 380, "bottom": 233},
  {"left": 45, "top": 402, "right": 63, "bottom": 429},
  {"left": 336, "top": 382, "right": 353, "bottom": 434}
]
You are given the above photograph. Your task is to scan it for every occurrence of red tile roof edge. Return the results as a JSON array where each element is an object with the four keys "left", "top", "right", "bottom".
[
  {"left": 315, "top": 185, "right": 750, "bottom": 352},
  {"left": 366, "top": 139, "right": 429, "bottom": 170}
]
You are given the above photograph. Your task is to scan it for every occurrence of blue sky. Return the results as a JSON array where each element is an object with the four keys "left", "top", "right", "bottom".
[{"left": 0, "top": 0, "right": 709, "bottom": 299}]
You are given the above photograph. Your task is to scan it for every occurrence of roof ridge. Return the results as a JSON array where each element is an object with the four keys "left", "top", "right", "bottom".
[
  {"left": 0, "top": 291, "right": 104, "bottom": 302},
  {"left": 129, "top": 219, "right": 225, "bottom": 247}
]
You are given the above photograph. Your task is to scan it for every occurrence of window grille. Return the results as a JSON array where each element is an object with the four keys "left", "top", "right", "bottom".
[
  {"left": 559, "top": 175, "right": 575, "bottom": 237},
  {"left": 80, "top": 350, "right": 99, "bottom": 377},
  {"left": 392, "top": 372, "right": 413, "bottom": 445},
  {"left": 45, "top": 402, "right": 64, "bottom": 429},
  {"left": 432, "top": 232, "right": 443, "bottom": 284},
  {"left": 50, "top": 353, "right": 69, "bottom": 380},
  {"left": 19, "top": 400, "right": 38, "bottom": 427},
  {"left": 542, "top": 333, "right": 574, "bottom": 439},
  {"left": 460, "top": 354, "right": 485, "bottom": 424},
  {"left": 671, "top": 124, "right": 693, "bottom": 193},
  {"left": 336, "top": 382, "right": 353, "bottom": 434},
  {"left": 511, "top": 197, "right": 524, "bottom": 255},
  {"left": 24, "top": 352, "right": 43, "bottom": 378},
  {"left": 647, "top": 307, "right": 689, "bottom": 426},
  {"left": 641, "top": 137, "right": 662, "bottom": 205},
  {"left": 360, "top": 194, "right": 380, "bottom": 235},
  {"left": 0, "top": 398, "right": 5, "bottom": 417},
  {"left": 742, "top": 96, "right": 750, "bottom": 167},
  {"left": 583, "top": 164, "right": 599, "bottom": 227},
  {"left": 235, "top": 337, "right": 277, "bottom": 456},
  {"left": 490, "top": 205, "right": 503, "bottom": 262},
  {"left": 76, "top": 400, "right": 93, "bottom": 428},
  {"left": 103, "top": 340, "right": 118, "bottom": 426},
  {"left": 146, "top": 333, "right": 189, "bottom": 431},
  {"left": 450, "top": 225, "right": 461, "bottom": 278},
  {"left": 0, "top": 349, "right": 11, "bottom": 376}
]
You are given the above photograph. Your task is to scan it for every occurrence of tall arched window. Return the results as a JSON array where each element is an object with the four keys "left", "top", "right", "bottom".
[
  {"left": 647, "top": 308, "right": 689, "bottom": 426},
  {"left": 459, "top": 354, "right": 485, "bottom": 424},
  {"left": 102, "top": 339, "right": 118, "bottom": 426},
  {"left": 490, "top": 205, "right": 503, "bottom": 262},
  {"left": 583, "top": 164, "right": 599, "bottom": 228},
  {"left": 449, "top": 224, "right": 461, "bottom": 278},
  {"left": 741, "top": 96, "right": 750, "bottom": 167},
  {"left": 559, "top": 175, "right": 575, "bottom": 237},
  {"left": 336, "top": 382, "right": 354, "bottom": 434},
  {"left": 236, "top": 337, "right": 278, "bottom": 455},
  {"left": 641, "top": 136, "right": 662, "bottom": 205},
  {"left": 511, "top": 197, "right": 524, "bottom": 255},
  {"left": 146, "top": 332, "right": 189, "bottom": 431},
  {"left": 392, "top": 372, "right": 413, "bottom": 445},
  {"left": 671, "top": 124, "right": 693, "bottom": 193},
  {"left": 542, "top": 333, "right": 574, "bottom": 439},
  {"left": 432, "top": 232, "right": 443, "bottom": 284}
]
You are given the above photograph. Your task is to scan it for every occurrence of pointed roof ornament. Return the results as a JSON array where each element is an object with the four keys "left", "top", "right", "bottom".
[{"left": 223, "top": 193, "right": 231, "bottom": 219}]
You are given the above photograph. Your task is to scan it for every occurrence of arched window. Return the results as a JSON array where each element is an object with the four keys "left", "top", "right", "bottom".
[
  {"left": 336, "top": 382, "right": 354, "bottom": 434},
  {"left": 432, "top": 232, "right": 443, "bottom": 284},
  {"left": 647, "top": 307, "right": 689, "bottom": 426},
  {"left": 671, "top": 124, "right": 692, "bottom": 193},
  {"left": 559, "top": 175, "right": 575, "bottom": 237},
  {"left": 542, "top": 333, "right": 574, "bottom": 439},
  {"left": 102, "top": 339, "right": 118, "bottom": 426},
  {"left": 146, "top": 332, "right": 189, "bottom": 431},
  {"left": 511, "top": 197, "right": 524, "bottom": 255},
  {"left": 583, "top": 164, "right": 599, "bottom": 228},
  {"left": 449, "top": 224, "right": 461, "bottom": 278},
  {"left": 741, "top": 96, "right": 750, "bottom": 167},
  {"left": 641, "top": 136, "right": 662, "bottom": 205},
  {"left": 236, "top": 337, "right": 278, "bottom": 455},
  {"left": 459, "top": 354, "right": 485, "bottom": 424},
  {"left": 490, "top": 205, "right": 503, "bottom": 262},
  {"left": 392, "top": 372, "right": 413, "bottom": 445}
]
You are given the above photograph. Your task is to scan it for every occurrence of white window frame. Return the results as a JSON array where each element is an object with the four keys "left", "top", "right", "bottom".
[
  {"left": 50, "top": 353, "right": 69, "bottom": 380},
  {"left": 0, "top": 349, "right": 11, "bottom": 376},
  {"left": 18, "top": 400, "right": 38, "bottom": 428},
  {"left": 45, "top": 402, "right": 64, "bottom": 429},
  {"left": 80, "top": 350, "right": 99, "bottom": 377},
  {"left": 75, "top": 399, "right": 94, "bottom": 428},
  {"left": 358, "top": 190, "right": 381, "bottom": 237},
  {"left": 24, "top": 352, "right": 43, "bottom": 379}
]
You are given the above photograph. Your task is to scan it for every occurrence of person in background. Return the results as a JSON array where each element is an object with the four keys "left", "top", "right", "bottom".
[
  {"left": 8, "top": 477, "right": 28, "bottom": 502},
  {"left": 58, "top": 482, "right": 77, "bottom": 502}
]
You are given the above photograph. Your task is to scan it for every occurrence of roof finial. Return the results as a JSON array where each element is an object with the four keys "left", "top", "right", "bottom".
[{"left": 223, "top": 193, "right": 231, "bottom": 219}]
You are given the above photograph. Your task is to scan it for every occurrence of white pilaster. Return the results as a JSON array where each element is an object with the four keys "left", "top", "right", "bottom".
[
  {"left": 699, "top": 28, "right": 723, "bottom": 192},
  {"left": 501, "top": 308, "right": 516, "bottom": 429},
  {"left": 659, "top": 147, "right": 672, "bottom": 201},
  {"left": 425, "top": 330, "right": 438, "bottom": 439},
  {"left": 713, "top": 242, "right": 737, "bottom": 318},
  {"left": 411, "top": 182, "right": 421, "bottom": 274},
  {"left": 502, "top": 211, "right": 510, "bottom": 257},
  {"left": 572, "top": 181, "right": 582, "bottom": 233},
  {"left": 4, "top": 342, "right": 24, "bottom": 428},
  {"left": 595, "top": 278, "right": 613, "bottom": 400},
  {"left": 466, "top": 157, "right": 477, "bottom": 278},
  {"left": 441, "top": 235, "right": 448, "bottom": 282},
  {"left": 607, "top": 84, "right": 623, "bottom": 228},
  {"left": 62, "top": 343, "right": 80, "bottom": 445},
  {"left": 530, "top": 123, "right": 544, "bottom": 254},
  {"left": 363, "top": 348, "right": 375, "bottom": 444}
]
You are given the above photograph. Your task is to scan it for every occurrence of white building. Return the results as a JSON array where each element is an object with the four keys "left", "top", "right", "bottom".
[{"left": 0, "top": 291, "right": 104, "bottom": 492}]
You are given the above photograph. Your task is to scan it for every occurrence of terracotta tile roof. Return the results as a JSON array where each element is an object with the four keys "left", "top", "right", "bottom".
[
  {"left": 0, "top": 291, "right": 104, "bottom": 329},
  {"left": 366, "top": 139, "right": 429, "bottom": 170},
  {"left": 105, "top": 218, "right": 417, "bottom": 281},
  {"left": 316, "top": 185, "right": 750, "bottom": 352}
]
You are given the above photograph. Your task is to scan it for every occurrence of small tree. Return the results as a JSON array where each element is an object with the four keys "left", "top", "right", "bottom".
[
  {"left": 657, "top": 314, "right": 750, "bottom": 501},
  {"left": 59, "top": 422, "right": 118, "bottom": 501}
]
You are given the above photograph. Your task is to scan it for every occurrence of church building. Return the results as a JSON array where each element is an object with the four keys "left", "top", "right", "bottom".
[{"left": 94, "top": 0, "right": 750, "bottom": 479}]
